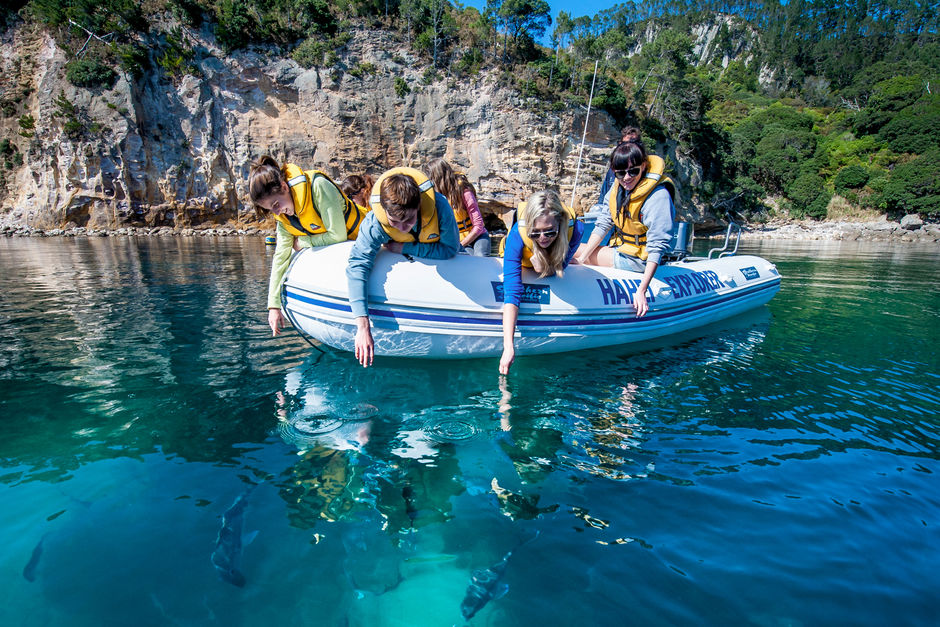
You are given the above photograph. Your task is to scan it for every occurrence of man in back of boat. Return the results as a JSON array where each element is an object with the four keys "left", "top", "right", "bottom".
[{"left": 346, "top": 167, "right": 460, "bottom": 367}]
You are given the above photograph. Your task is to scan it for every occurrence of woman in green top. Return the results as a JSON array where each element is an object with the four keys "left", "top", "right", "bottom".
[{"left": 249, "top": 156, "right": 367, "bottom": 336}]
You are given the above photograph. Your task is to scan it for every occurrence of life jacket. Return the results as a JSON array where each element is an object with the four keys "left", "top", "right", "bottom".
[
  {"left": 499, "top": 201, "right": 578, "bottom": 268},
  {"left": 453, "top": 194, "right": 473, "bottom": 238},
  {"left": 369, "top": 167, "right": 441, "bottom": 243},
  {"left": 276, "top": 164, "right": 367, "bottom": 240},
  {"left": 608, "top": 154, "right": 676, "bottom": 260},
  {"left": 451, "top": 174, "right": 476, "bottom": 238}
]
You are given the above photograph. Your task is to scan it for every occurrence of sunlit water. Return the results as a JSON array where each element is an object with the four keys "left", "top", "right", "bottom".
[{"left": 0, "top": 236, "right": 937, "bottom": 626}]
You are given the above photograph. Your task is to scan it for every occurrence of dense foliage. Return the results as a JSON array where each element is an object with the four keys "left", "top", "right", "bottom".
[{"left": 6, "top": 0, "right": 939, "bottom": 219}]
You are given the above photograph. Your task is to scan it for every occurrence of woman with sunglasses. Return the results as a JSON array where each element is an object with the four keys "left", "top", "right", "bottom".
[
  {"left": 499, "top": 189, "right": 584, "bottom": 375},
  {"left": 575, "top": 139, "right": 676, "bottom": 318}
]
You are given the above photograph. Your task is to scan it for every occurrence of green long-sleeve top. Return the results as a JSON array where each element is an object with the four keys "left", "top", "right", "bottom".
[{"left": 267, "top": 176, "right": 348, "bottom": 309}]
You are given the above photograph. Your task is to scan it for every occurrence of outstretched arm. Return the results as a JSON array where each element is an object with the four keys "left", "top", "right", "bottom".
[{"left": 500, "top": 304, "right": 519, "bottom": 375}]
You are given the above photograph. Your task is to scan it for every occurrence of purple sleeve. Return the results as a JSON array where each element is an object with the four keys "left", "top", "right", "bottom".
[
  {"left": 502, "top": 225, "right": 524, "bottom": 307},
  {"left": 462, "top": 188, "right": 487, "bottom": 240}
]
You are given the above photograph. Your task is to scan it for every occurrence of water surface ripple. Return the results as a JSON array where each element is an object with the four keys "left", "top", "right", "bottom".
[{"left": 0, "top": 237, "right": 936, "bottom": 626}]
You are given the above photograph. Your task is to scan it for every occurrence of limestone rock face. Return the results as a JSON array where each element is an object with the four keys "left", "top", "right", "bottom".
[{"left": 0, "top": 23, "right": 708, "bottom": 230}]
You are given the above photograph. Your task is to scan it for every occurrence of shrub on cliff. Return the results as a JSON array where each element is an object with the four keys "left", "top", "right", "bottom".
[
  {"left": 65, "top": 57, "right": 117, "bottom": 89},
  {"left": 157, "top": 28, "right": 198, "bottom": 81},
  {"left": 880, "top": 150, "right": 940, "bottom": 217},
  {"left": 877, "top": 94, "right": 940, "bottom": 155},
  {"left": 833, "top": 165, "right": 869, "bottom": 194},
  {"left": 394, "top": 77, "right": 410, "bottom": 98},
  {"left": 113, "top": 42, "right": 148, "bottom": 78},
  {"left": 787, "top": 173, "right": 830, "bottom": 220},
  {"left": 292, "top": 37, "right": 336, "bottom": 68},
  {"left": 853, "top": 75, "right": 925, "bottom": 136},
  {"left": 215, "top": 0, "right": 254, "bottom": 52}
]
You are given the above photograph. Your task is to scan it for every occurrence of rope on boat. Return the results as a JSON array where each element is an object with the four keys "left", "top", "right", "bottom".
[{"left": 570, "top": 60, "right": 600, "bottom": 208}]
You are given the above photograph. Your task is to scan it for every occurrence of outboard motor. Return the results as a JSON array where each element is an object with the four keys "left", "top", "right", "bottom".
[{"left": 665, "top": 221, "right": 692, "bottom": 261}]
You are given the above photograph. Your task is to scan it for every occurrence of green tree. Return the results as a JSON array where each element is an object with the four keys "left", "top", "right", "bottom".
[
  {"left": 65, "top": 57, "right": 117, "bottom": 88},
  {"left": 215, "top": 0, "right": 255, "bottom": 52},
  {"left": 490, "top": 0, "right": 550, "bottom": 52},
  {"left": 877, "top": 94, "right": 940, "bottom": 154},
  {"left": 787, "top": 172, "right": 829, "bottom": 220},
  {"left": 880, "top": 150, "right": 940, "bottom": 216},
  {"left": 833, "top": 165, "right": 869, "bottom": 194},
  {"left": 854, "top": 75, "right": 926, "bottom": 135}
]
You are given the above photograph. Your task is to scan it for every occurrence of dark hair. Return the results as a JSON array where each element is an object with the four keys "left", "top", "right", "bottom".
[
  {"left": 609, "top": 139, "right": 647, "bottom": 172},
  {"left": 380, "top": 174, "right": 421, "bottom": 220},
  {"left": 248, "top": 156, "right": 285, "bottom": 210},
  {"left": 620, "top": 126, "right": 641, "bottom": 142},
  {"left": 340, "top": 174, "right": 374, "bottom": 201}
]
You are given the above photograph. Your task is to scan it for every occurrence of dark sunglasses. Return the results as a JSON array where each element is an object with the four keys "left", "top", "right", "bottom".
[
  {"left": 614, "top": 166, "right": 643, "bottom": 179},
  {"left": 529, "top": 229, "right": 558, "bottom": 239}
]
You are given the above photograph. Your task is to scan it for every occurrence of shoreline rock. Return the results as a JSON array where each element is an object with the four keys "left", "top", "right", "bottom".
[
  {"left": 699, "top": 217, "right": 940, "bottom": 244},
  {"left": 0, "top": 224, "right": 267, "bottom": 238},
  {"left": 2, "top": 216, "right": 938, "bottom": 245}
]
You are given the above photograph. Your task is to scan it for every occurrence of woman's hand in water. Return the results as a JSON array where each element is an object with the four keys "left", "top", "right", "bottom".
[
  {"left": 499, "top": 345, "right": 515, "bottom": 375},
  {"left": 354, "top": 317, "right": 374, "bottom": 367},
  {"left": 268, "top": 308, "right": 286, "bottom": 336}
]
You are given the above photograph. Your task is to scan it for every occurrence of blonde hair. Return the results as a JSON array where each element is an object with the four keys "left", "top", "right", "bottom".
[{"left": 522, "top": 190, "right": 570, "bottom": 279}]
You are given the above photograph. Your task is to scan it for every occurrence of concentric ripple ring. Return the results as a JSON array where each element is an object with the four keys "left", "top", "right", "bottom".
[{"left": 424, "top": 417, "right": 479, "bottom": 442}]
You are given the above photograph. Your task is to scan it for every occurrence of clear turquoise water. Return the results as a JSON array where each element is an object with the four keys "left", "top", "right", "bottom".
[{"left": 0, "top": 236, "right": 937, "bottom": 626}]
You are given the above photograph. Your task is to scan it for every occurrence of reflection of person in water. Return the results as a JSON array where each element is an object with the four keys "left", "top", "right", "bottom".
[
  {"left": 490, "top": 379, "right": 562, "bottom": 520},
  {"left": 370, "top": 438, "right": 466, "bottom": 536},
  {"left": 273, "top": 378, "right": 373, "bottom": 530}
]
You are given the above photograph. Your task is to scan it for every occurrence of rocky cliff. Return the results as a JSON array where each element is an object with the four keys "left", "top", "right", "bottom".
[{"left": 0, "top": 20, "right": 716, "bottom": 232}]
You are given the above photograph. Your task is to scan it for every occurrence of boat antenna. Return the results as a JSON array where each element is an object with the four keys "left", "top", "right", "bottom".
[{"left": 570, "top": 59, "right": 599, "bottom": 208}]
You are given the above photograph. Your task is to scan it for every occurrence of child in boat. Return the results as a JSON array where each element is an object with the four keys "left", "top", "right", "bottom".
[
  {"left": 425, "top": 158, "right": 491, "bottom": 256},
  {"left": 575, "top": 138, "right": 676, "bottom": 317},
  {"left": 249, "top": 156, "right": 368, "bottom": 337},
  {"left": 499, "top": 189, "right": 584, "bottom": 375},
  {"left": 339, "top": 174, "right": 374, "bottom": 209},
  {"left": 346, "top": 167, "right": 460, "bottom": 367}
]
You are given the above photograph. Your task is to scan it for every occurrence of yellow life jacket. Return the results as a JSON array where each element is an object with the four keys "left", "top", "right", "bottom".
[
  {"left": 450, "top": 174, "right": 476, "bottom": 238},
  {"left": 275, "top": 164, "right": 368, "bottom": 240},
  {"left": 369, "top": 167, "right": 441, "bottom": 243},
  {"left": 608, "top": 155, "right": 676, "bottom": 260},
  {"left": 499, "top": 201, "right": 577, "bottom": 268},
  {"left": 453, "top": 195, "right": 473, "bottom": 238}
]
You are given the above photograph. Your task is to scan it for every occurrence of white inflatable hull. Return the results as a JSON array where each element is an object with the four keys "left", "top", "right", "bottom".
[{"left": 282, "top": 241, "right": 781, "bottom": 359}]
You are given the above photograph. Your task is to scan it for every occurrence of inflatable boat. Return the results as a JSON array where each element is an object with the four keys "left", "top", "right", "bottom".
[{"left": 281, "top": 233, "right": 781, "bottom": 360}]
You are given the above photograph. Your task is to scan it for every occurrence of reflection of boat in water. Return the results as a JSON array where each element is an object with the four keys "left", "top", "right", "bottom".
[{"left": 282, "top": 238, "right": 781, "bottom": 359}]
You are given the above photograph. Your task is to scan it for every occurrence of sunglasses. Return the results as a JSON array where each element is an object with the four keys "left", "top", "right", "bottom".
[
  {"left": 614, "top": 166, "right": 643, "bottom": 179},
  {"left": 529, "top": 229, "right": 558, "bottom": 239}
]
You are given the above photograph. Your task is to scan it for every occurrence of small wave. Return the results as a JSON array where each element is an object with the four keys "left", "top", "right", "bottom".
[{"left": 423, "top": 416, "right": 480, "bottom": 443}]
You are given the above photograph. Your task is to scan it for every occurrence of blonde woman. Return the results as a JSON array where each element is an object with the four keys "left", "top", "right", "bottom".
[
  {"left": 499, "top": 189, "right": 584, "bottom": 374},
  {"left": 425, "top": 158, "right": 490, "bottom": 256}
]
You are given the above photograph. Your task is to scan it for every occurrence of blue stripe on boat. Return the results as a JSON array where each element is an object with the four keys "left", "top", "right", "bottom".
[{"left": 283, "top": 279, "right": 779, "bottom": 328}]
